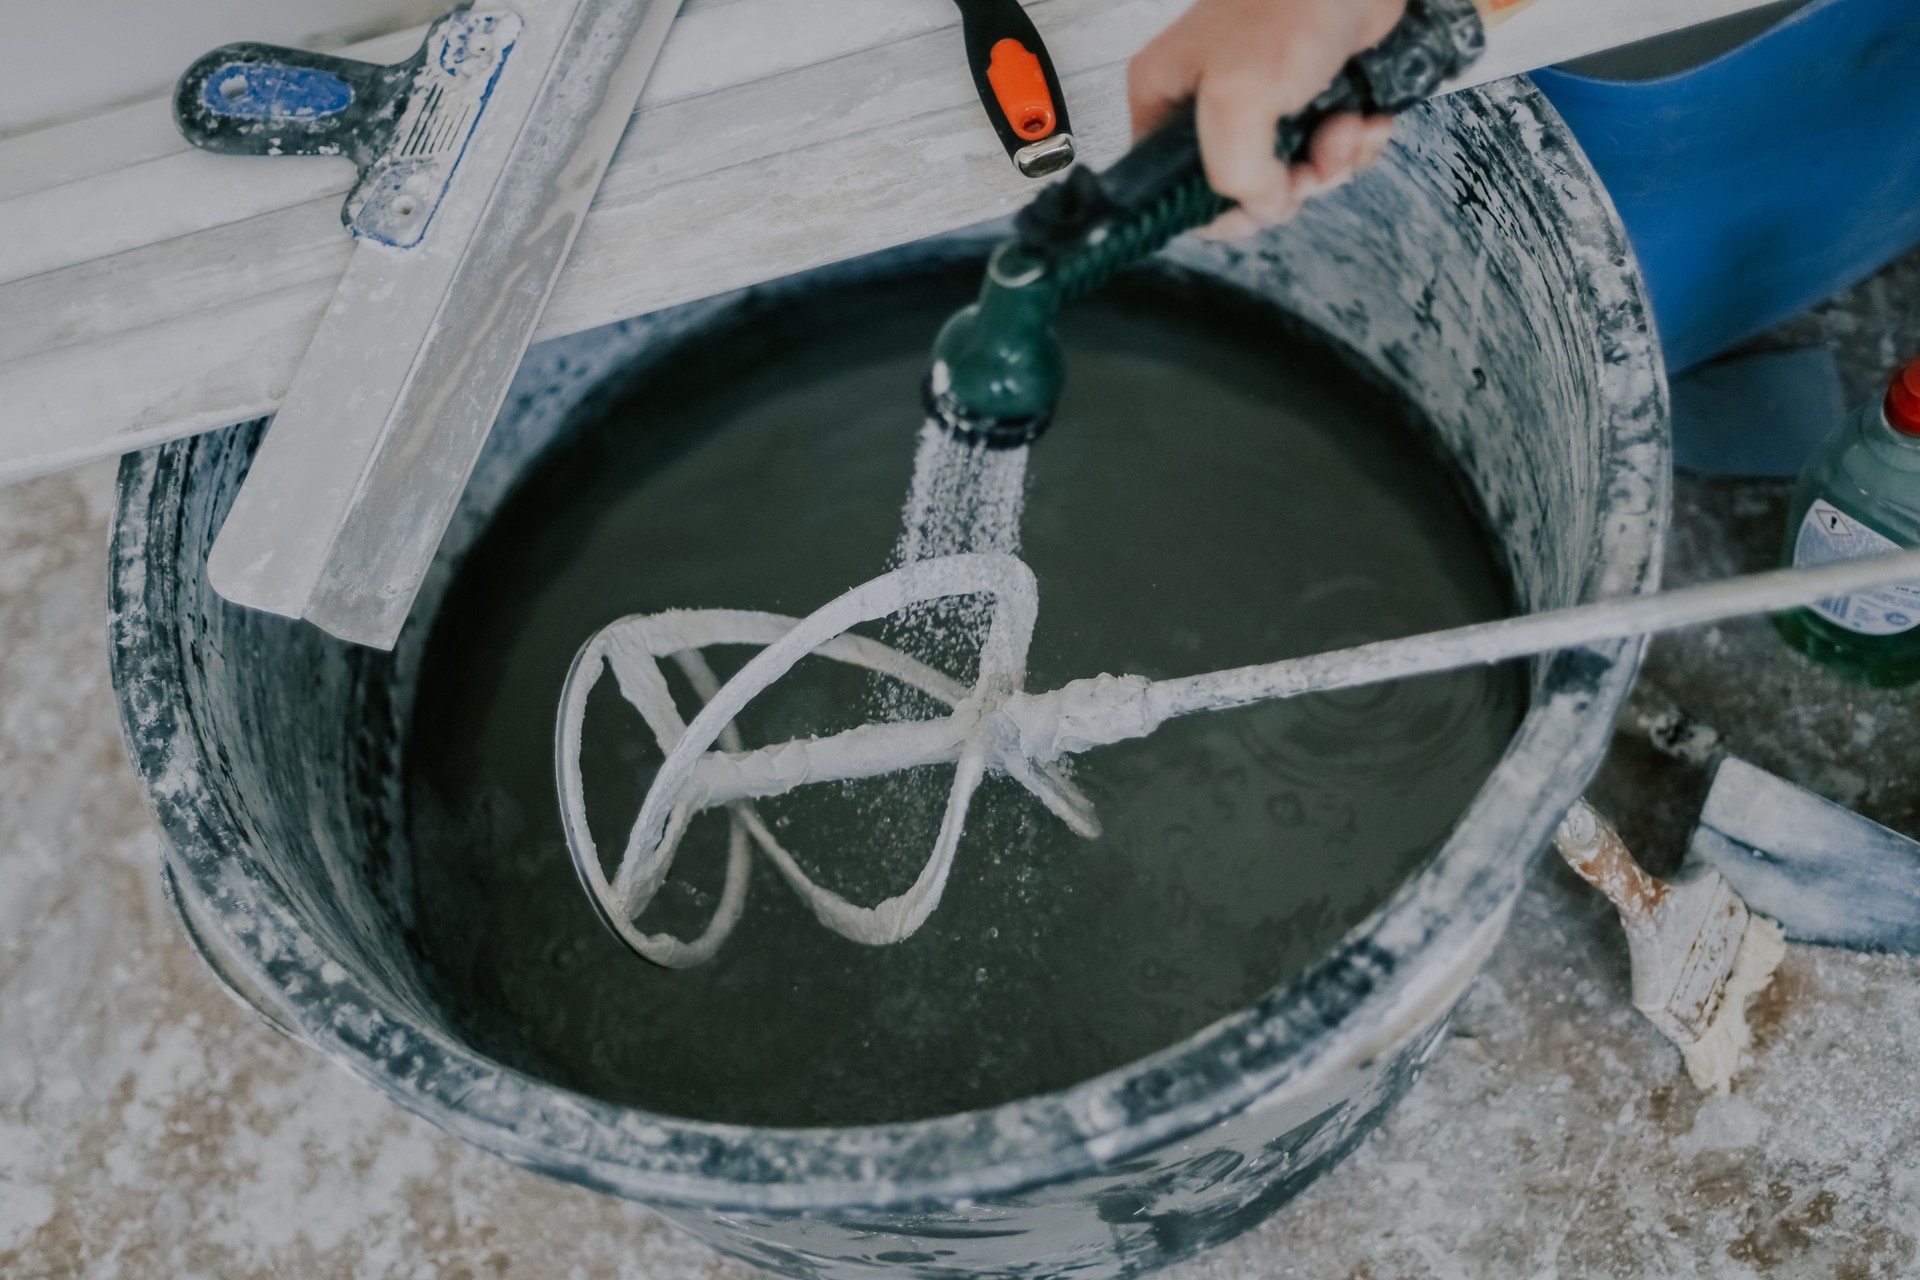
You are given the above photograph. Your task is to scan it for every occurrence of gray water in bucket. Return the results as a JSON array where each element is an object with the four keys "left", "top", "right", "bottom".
[
  {"left": 408, "top": 264, "right": 1526, "bottom": 1129},
  {"left": 108, "top": 80, "right": 1666, "bottom": 1280}
]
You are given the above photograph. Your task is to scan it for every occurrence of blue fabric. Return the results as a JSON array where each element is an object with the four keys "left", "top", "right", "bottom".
[{"left": 1534, "top": 0, "right": 1920, "bottom": 372}]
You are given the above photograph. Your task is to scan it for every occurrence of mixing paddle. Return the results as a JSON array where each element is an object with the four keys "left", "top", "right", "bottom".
[{"left": 558, "top": 547, "right": 1920, "bottom": 967}]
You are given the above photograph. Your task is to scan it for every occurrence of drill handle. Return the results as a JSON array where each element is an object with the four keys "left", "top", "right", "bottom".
[
  {"left": 1018, "top": 0, "right": 1484, "bottom": 255},
  {"left": 953, "top": 0, "right": 1076, "bottom": 176}
]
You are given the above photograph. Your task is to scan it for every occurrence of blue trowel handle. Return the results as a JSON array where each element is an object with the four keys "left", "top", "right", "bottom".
[{"left": 173, "top": 42, "right": 414, "bottom": 167}]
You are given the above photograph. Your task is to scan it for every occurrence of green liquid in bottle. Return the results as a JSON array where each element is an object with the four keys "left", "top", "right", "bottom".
[{"left": 1775, "top": 361, "right": 1920, "bottom": 688}]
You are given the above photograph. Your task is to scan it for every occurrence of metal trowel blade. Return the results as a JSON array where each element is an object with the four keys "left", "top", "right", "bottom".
[
  {"left": 1687, "top": 756, "right": 1920, "bottom": 954},
  {"left": 206, "top": 0, "right": 682, "bottom": 650}
]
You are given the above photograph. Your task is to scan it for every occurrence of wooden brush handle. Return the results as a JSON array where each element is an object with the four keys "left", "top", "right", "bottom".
[{"left": 1554, "top": 800, "right": 1668, "bottom": 920}]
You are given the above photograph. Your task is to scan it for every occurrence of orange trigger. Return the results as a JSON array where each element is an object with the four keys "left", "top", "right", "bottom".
[{"left": 987, "top": 38, "right": 1056, "bottom": 141}]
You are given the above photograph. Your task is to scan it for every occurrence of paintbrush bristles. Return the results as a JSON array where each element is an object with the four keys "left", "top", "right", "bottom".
[
  {"left": 1553, "top": 801, "right": 1781, "bottom": 1092},
  {"left": 1679, "top": 915, "right": 1785, "bottom": 1093},
  {"left": 1625, "top": 868, "right": 1749, "bottom": 1045}
]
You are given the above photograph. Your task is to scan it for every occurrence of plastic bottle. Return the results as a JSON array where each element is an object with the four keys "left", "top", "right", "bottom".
[{"left": 1775, "top": 357, "right": 1920, "bottom": 686}]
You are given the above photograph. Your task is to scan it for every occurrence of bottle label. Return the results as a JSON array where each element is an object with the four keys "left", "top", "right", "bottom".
[{"left": 1793, "top": 499, "right": 1920, "bottom": 636}]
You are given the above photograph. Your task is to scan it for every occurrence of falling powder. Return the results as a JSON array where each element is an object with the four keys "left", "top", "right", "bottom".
[
  {"left": 880, "top": 422, "right": 1030, "bottom": 698},
  {"left": 893, "top": 421, "right": 1030, "bottom": 566}
]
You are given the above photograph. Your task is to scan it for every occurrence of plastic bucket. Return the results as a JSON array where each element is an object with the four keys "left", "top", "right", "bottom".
[{"left": 108, "top": 79, "right": 1666, "bottom": 1279}]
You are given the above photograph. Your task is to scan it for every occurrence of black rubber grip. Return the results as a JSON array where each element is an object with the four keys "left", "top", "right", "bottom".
[
  {"left": 173, "top": 41, "right": 416, "bottom": 168},
  {"left": 1017, "top": 0, "right": 1484, "bottom": 254}
]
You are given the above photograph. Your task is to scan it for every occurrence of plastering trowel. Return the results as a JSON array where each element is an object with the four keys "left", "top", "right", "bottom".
[
  {"left": 174, "top": 0, "right": 681, "bottom": 649},
  {"left": 1551, "top": 690, "right": 1920, "bottom": 1090},
  {"left": 1551, "top": 683, "right": 1920, "bottom": 1089},
  {"left": 1624, "top": 684, "right": 1920, "bottom": 953}
]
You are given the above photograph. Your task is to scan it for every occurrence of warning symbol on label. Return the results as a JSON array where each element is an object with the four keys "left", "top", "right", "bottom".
[{"left": 1795, "top": 500, "right": 1920, "bottom": 636}]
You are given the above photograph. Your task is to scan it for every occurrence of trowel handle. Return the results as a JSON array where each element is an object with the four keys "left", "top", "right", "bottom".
[
  {"left": 173, "top": 41, "right": 412, "bottom": 166},
  {"left": 1621, "top": 680, "right": 1730, "bottom": 771},
  {"left": 1554, "top": 800, "right": 1668, "bottom": 922}
]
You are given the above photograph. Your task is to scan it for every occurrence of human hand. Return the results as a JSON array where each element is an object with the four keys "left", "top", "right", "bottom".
[{"left": 1127, "top": 0, "right": 1407, "bottom": 238}]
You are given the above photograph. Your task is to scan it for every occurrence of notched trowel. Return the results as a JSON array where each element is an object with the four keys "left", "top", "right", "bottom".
[{"left": 176, "top": 0, "right": 681, "bottom": 649}]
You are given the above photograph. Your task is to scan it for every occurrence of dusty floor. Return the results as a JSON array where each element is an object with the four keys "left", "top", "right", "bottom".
[{"left": 5, "top": 249, "right": 1920, "bottom": 1278}]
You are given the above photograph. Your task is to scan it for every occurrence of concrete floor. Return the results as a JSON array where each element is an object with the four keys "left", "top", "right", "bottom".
[{"left": 5, "top": 250, "right": 1920, "bottom": 1278}]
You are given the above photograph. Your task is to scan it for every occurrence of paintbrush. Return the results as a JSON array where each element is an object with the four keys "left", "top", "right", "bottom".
[{"left": 1554, "top": 800, "right": 1784, "bottom": 1093}]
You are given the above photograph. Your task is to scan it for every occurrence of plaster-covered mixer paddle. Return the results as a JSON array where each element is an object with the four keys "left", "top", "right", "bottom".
[{"left": 557, "top": 547, "right": 1920, "bottom": 967}]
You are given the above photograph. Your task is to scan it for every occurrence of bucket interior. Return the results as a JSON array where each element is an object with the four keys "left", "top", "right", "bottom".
[
  {"left": 400, "top": 261, "right": 1526, "bottom": 1127},
  {"left": 129, "top": 250, "right": 1563, "bottom": 1118}
]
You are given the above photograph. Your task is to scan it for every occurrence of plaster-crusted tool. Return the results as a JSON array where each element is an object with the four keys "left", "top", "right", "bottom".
[
  {"left": 1553, "top": 801, "right": 1783, "bottom": 1094},
  {"left": 1625, "top": 685, "right": 1920, "bottom": 953},
  {"left": 1691, "top": 759, "right": 1920, "bottom": 953},
  {"left": 921, "top": 0, "right": 1811, "bottom": 449},
  {"left": 556, "top": 546, "right": 1920, "bottom": 969},
  {"left": 175, "top": 0, "right": 681, "bottom": 649}
]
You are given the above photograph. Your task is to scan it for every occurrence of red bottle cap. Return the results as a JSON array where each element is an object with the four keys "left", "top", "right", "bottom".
[{"left": 1888, "top": 358, "right": 1920, "bottom": 436}]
